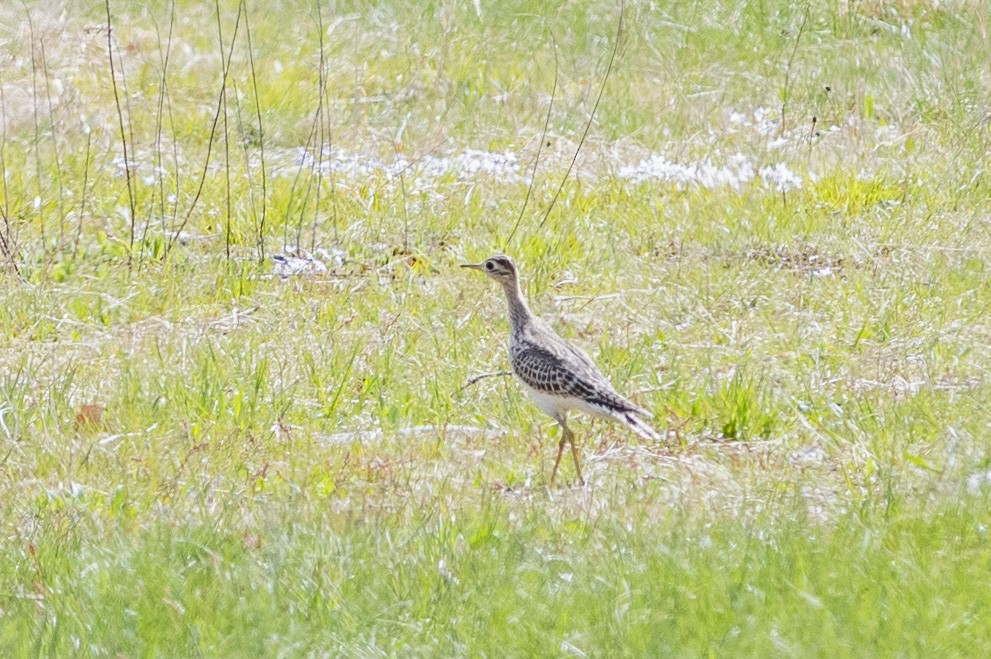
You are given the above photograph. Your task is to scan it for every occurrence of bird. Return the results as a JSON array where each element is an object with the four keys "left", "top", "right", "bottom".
[{"left": 461, "top": 254, "right": 659, "bottom": 485}]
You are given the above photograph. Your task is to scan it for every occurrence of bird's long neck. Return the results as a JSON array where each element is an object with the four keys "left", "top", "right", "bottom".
[{"left": 501, "top": 277, "right": 534, "bottom": 334}]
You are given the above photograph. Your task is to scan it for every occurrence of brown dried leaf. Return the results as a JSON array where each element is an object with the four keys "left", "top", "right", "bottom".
[{"left": 74, "top": 403, "right": 105, "bottom": 432}]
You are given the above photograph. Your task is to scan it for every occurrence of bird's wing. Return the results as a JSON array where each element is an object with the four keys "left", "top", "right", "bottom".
[{"left": 512, "top": 338, "right": 641, "bottom": 415}]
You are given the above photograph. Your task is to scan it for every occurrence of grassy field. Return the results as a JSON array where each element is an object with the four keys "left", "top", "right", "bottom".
[{"left": 2, "top": 0, "right": 991, "bottom": 654}]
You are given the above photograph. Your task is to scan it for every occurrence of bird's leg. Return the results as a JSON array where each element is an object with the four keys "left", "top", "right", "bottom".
[
  {"left": 549, "top": 421, "right": 568, "bottom": 486},
  {"left": 566, "top": 425, "right": 585, "bottom": 486}
]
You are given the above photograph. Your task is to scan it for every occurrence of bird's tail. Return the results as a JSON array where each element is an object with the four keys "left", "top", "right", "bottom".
[{"left": 622, "top": 411, "right": 661, "bottom": 441}]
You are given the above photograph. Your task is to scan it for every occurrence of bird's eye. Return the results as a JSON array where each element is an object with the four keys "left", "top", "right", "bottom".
[{"left": 485, "top": 262, "right": 494, "bottom": 271}]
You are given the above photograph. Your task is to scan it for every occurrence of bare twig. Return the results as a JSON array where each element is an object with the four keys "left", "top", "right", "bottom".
[
  {"left": 232, "top": 81, "right": 262, "bottom": 257},
  {"left": 978, "top": 0, "right": 991, "bottom": 133},
  {"left": 164, "top": 46, "right": 182, "bottom": 244},
  {"left": 537, "top": 0, "right": 625, "bottom": 233},
  {"left": 325, "top": 62, "right": 338, "bottom": 244},
  {"left": 73, "top": 128, "right": 92, "bottom": 261},
  {"left": 215, "top": 0, "right": 233, "bottom": 263},
  {"left": 0, "top": 61, "right": 20, "bottom": 276},
  {"left": 392, "top": 138, "right": 411, "bottom": 254},
  {"left": 461, "top": 370, "right": 512, "bottom": 392},
  {"left": 27, "top": 8, "right": 47, "bottom": 257},
  {"left": 780, "top": 2, "right": 811, "bottom": 138},
  {"left": 311, "top": 0, "right": 327, "bottom": 253},
  {"left": 152, "top": 0, "right": 177, "bottom": 260},
  {"left": 39, "top": 41, "right": 67, "bottom": 260},
  {"left": 505, "top": 31, "right": 558, "bottom": 247},
  {"left": 243, "top": 0, "right": 268, "bottom": 261},
  {"left": 292, "top": 114, "right": 319, "bottom": 251},
  {"left": 104, "top": 0, "right": 139, "bottom": 266},
  {"left": 166, "top": 1, "right": 243, "bottom": 256}
]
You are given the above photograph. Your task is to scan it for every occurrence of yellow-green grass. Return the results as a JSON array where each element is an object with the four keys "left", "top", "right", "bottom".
[{"left": 2, "top": 0, "right": 991, "bottom": 654}]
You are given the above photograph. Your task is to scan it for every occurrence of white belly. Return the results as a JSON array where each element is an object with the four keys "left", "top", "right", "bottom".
[{"left": 523, "top": 385, "right": 617, "bottom": 422}]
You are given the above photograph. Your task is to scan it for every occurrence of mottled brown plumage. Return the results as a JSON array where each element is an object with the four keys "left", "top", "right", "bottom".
[{"left": 462, "top": 255, "right": 658, "bottom": 485}]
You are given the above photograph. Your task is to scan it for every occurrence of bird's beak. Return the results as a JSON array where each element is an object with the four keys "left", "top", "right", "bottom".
[{"left": 460, "top": 263, "right": 484, "bottom": 271}]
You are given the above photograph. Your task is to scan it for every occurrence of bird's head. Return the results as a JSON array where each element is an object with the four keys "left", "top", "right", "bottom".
[{"left": 460, "top": 254, "right": 518, "bottom": 285}]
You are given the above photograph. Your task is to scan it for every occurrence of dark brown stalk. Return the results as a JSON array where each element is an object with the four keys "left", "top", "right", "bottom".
[
  {"left": 537, "top": 0, "right": 625, "bottom": 233},
  {"left": 243, "top": 0, "right": 268, "bottom": 261},
  {"left": 166, "top": 1, "right": 243, "bottom": 256},
  {"left": 104, "top": 0, "right": 139, "bottom": 266},
  {"left": 506, "top": 31, "right": 558, "bottom": 247}
]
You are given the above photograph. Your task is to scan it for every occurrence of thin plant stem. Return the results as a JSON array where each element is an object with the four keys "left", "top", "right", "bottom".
[
  {"left": 243, "top": 0, "right": 268, "bottom": 261},
  {"left": 537, "top": 0, "right": 625, "bottom": 234}
]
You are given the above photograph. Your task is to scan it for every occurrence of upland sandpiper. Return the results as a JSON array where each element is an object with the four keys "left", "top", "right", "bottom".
[{"left": 462, "top": 255, "right": 659, "bottom": 485}]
